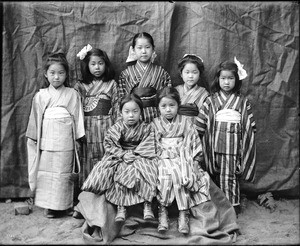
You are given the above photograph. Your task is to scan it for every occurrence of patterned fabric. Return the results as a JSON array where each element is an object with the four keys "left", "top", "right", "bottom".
[
  {"left": 151, "top": 115, "right": 210, "bottom": 210},
  {"left": 82, "top": 120, "right": 158, "bottom": 206},
  {"left": 74, "top": 79, "right": 119, "bottom": 186},
  {"left": 118, "top": 60, "right": 171, "bottom": 123},
  {"left": 196, "top": 91, "right": 257, "bottom": 205},
  {"left": 26, "top": 85, "right": 85, "bottom": 210}
]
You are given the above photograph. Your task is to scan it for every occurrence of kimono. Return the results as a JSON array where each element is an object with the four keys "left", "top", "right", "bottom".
[
  {"left": 118, "top": 60, "right": 171, "bottom": 123},
  {"left": 82, "top": 120, "right": 157, "bottom": 206},
  {"left": 26, "top": 85, "right": 85, "bottom": 210},
  {"left": 74, "top": 79, "right": 119, "bottom": 185},
  {"left": 196, "top": 91, "right": 256, "bottom": 205},
  {"left": 176, "top": 84, "right": 209, "bottom": 122},
  {"left": 151, "top": 114, "right": 210, "bottom": 210}
]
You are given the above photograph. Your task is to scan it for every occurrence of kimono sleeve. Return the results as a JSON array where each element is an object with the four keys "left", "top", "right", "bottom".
[
  {"left": 133, "top": 123, "right": 156, "bottom": 158},
  {"left": 194, "top": 97, "right": 211, "bottom": 136},
  {"left": 70, "top": 90, "right": 85, "bottom": 139}
]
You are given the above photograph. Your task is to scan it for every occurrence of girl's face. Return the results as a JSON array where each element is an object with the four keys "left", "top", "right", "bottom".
[
  {"left": 159, "top": 97, "right": 178, "bottom": 121},
  {"left": 88, "top": 55, "right": 105, "bottom": 79},
  {"left": 45, "top": 63, "right": 67, "bottom": 89},
  {"left": 181, "top": 62, "right": 200, "bottom": 89},
  {"left": 133, "top": 37, "right": 154, "bottom": 64},
  {"left": 122, "top": 100, "right": 141, "bottom": 126},
  {"left": 219, "top": 70, "right": 236, "bottom": 94}
]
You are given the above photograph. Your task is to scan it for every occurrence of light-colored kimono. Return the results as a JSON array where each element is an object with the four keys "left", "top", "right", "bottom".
[{"left": 26, "top": 85, "right": 85, "bottom": 210}]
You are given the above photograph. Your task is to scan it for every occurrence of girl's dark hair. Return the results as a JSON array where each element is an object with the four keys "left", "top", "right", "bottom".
[
  {"left": 132, "top": 32, "right": 155, "bottom": 49},
  {"left": 43, "top": 52, "right": 70, "bottom": 88},
  {"left": 156, "top": 86, "right": 181, "bottom": 107},
  {"left": 210, "top": 61, "right": 242, "bottom": 94},
  {"left": 119, "top": 93, "right": 144, "bottom": 115},
  {"left": 80, "top": 48, "right": 115, "bottom": 84},
  {"left": 178, "top": 54, "right": 209, "bottom": 91}
]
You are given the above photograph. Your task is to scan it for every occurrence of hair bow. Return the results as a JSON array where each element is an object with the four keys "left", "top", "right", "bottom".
[
  {"left": 125, "top": 46, "right": 157, "bottom": 63},
  {"left": 234, "top": 56, "right": 247, "bottom": 80},
  {"left": 77, "top": 44, "right": 93, "bottom": 60},
  {"left": 183, "top": 54, "right": 203, "bottom": 63}
]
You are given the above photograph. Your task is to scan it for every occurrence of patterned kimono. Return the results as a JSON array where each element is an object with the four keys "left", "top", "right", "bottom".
[
  {"left": 118, "top": 60, "right": 171, "bottom": 123},
  {"left": 176, "top": 84, "right": 209, "bottom": 122},
  {"left": 82, "top": 120, "right": 157, "bottom": 206},
  {"left": 74, "top": 79, "right": 119, "bottom": 185},
  {"left": 26, "top": 85, "right": 85, "bottom": 210},
  {"left": 196, "top": 91, "right": 256, "bottom": 205},
  {"left": 151, "top": 115, "right": 210, "bottom": 210}
]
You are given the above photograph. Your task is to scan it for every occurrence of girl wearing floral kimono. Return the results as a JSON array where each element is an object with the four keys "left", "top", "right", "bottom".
[
  {"left": 151, "top": 86, "right": 211, "bottom": 234},
  {"left": 74, "top": 45, "right": 119, "bottom": 186},
  {"left": 118, "top": 32, "right": 172, "bottom": 123},
  {"left": 176, "top": 54, "right": 210, "bottom": 122},
  {"left": 196, "top": 58, "right": 256, "bottom": 214},
  {"left": 26, "top": 53, "right": 85, "bottom": 218},
  {"left": 81, "top": 93, "right": 157, "bottom": 222}
]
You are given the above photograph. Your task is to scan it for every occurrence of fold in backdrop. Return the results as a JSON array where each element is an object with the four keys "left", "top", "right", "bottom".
[{"left": 1, "top": 2, "right": 299, "bottom": 198}]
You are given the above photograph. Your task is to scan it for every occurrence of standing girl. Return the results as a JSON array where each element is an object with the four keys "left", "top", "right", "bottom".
[
  {"left": 151, "top": 86, "right": 211, "bottom": 234},
  {"left": 176, "top": 54, "right": 210, "bottom": 122},
  {"left": 74, "top": 45, "right": 119, "bottom": 185},
  {"left": 81, "top": 93, "right": 157, "bottom": 222},
  {"left": 118, "top": 32, "right": 172, "bottom": 123},
  {"left": 26, "top": 52, "right": 85, "bottom": 218},
  {"left": 196, "top": 57, "right": 256, "bottom": 213}
]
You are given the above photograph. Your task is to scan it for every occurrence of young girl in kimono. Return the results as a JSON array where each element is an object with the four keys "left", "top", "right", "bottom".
[
  {"left": 176, "top": 54, "right": 209, "bottom": 122},
  {"left": 196, "top": 58, "right": 256, "bottom": 214},
  {"left": 118, "top": 32, "right": 172, "bottom": 123},
  {"left": 151, "top": 86, "right": 211, "bottom": 234},
  {"left": 81, "top": 93, "right": 157, "bottom": 222},
  {"left": 26, "top": 53, "right": 85, "bottom": 218},
  {"left": 74, "top": 45, "right": 118, "bottom": 187}
]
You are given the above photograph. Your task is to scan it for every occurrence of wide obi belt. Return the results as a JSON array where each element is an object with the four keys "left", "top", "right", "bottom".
[
  {"left": 120, "top": 139, "right": 141, "bottom": 150},
  {"left": 178, "top": 103, "right": 199, "bottom": 116},
  {"left": 215, "top": 109, "right": 241, "bottom": 123},
  {"left": 84, "top": 94, "right": 112, "bottom": 116},
  {"left": 41, "top": 107, "right": 74, "bottom": 151},
  {"left": 131, "top": 86, "right": 157, "bottom": 108}
]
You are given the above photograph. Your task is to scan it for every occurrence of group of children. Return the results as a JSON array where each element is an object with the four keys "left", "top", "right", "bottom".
[{"left": 26, "top": 32, "right": 256, "bottom": 234}]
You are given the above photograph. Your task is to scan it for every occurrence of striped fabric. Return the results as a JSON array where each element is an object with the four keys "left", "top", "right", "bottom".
[
  {"left": 74, "top": 79, "right": 119, "bottom": 186},
  {"left": 82, "top": 120, "right": 157, "bottom": 206},
  {"left": 196, "top": 91, "right": 257, "bottom": 205},
  {"left": 151, "top": 115, "right": 210, "bottom": 210},
  {"left": 118, "top": 60, "right": 171, "bottom": 123}
]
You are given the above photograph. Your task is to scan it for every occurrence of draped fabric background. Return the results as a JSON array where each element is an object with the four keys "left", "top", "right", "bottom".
[{"left": 1, "top": 2, "right": 299, "bottom": 198}]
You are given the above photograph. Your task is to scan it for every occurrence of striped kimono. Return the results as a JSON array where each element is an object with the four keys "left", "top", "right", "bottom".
[
  {"left": 26, "top": 85, "right": 85, "bottom": 210},
  {"left": 82, "top": 120, "right": 158, "bottom": 206},
  {"left": 74, "top": 79, "right": 119, "bottom": 185},
  {"left": 118, "top": 60, "right": 171, "bottom": 123},
  {"left": 151, "top": 115, "right": 210, "bottom": 210},
  {"left": 176, "top": 84, "right": 209, "bottom": 122},
  {"left": 196, "top": 91, "right": 256, "bottom": 205}
]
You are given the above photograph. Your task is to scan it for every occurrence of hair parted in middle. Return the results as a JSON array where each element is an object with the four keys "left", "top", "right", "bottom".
[
  {"left": 132, "top": 32, "right": 155, "bottom": 49},
  {"left": 119, "top": 93, "right": 144, "bottom": 115},
  {"left": 156, "top": 86, "right": 181, "bottom": 107}
]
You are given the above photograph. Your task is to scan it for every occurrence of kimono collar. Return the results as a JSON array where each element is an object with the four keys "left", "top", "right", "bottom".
[
  {"left": 183, "top": 84, "right": 199, "bottom": 94},
  {"left": 136, "top": 60, "right": 151, "bottom": 71},
  {"left": 48, "top": 84, "right": 65, "bottom": 95}
]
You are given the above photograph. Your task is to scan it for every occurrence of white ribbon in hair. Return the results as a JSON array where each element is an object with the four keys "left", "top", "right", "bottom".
[
  {"left": 183, "top": 54, "right": 203, "bottom": 63},
  {"left": 126, "top": 46, "right": 157, "bottom": 63},
  {"left": 77, "top": 44, "right": 93, "bottom": 60},
  {"left": 234, "top": 56, "right": 247, "bottom": 80}
]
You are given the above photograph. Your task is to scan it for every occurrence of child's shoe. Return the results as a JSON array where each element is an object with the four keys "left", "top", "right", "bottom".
[
  {"left": 178, "top": 210, "right": 189, "bottom": 234},
  {"left": 157, "top": 205, "right": 169, "bottom": 232},
  {"left": 143, "top": 201, "right": 154, "bottom": 220},
  {"left": 115, "top": 206, "right": 127, "bottom": 222},
  {"left": 44, "top": 209, "right": 56, "bottom": 218}
]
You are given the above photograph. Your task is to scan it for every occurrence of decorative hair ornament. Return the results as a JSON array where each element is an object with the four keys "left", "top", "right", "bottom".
[
  {"left": 234, "top": 56, "right": 247, "bottom": 80},
  {"left": 126, "top": 46, "right": 157, "bottom": 63},
  {"left": 183, "top": 53, "right": 203, "bottom": 63},
  {"left": 77, "top": 44, "right": 93, "bottom": 60}
]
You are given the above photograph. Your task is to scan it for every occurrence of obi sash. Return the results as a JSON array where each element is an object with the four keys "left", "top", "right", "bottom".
[
  {"left": 120, "top": 139, "right": 141, "bottom": 150},
  {"left": 215, "top": 109, "right": 241, "bottom": 123},
  {"left": 178, "top": 103, "right": 199, "bottom": 117},
  {"left": 131, "top": 86, "right": 157, "bottom": 108},
  {"left": 84, "top": 97, "right": 112, "bottom": 116}
]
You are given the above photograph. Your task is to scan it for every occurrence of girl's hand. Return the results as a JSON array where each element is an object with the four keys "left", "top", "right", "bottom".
[{"left": 123, "top": 152, "right": 136, "bottom": 164}]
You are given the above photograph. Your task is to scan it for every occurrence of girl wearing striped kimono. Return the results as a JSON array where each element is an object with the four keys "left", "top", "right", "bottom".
[
  {"left": 82, "top": 94, "right": 157, "bottom": 222},
  {"left": 26, "top": 53, "right": 85, "bottom": 218},
  {"left": 118, "top": 32, "right": 172, "bottom": 123},
  {"left": 74, "top": 45, "right": 118, "bottom": 187},
  {"left": 176, "top": 54, "right": 210, "bottom": 122},
  {"left": 196, "top": 58, "right": 256, "bottom": 214},
  {"left": 151, "top": 87, "right": 211, "bottom": 234}
]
